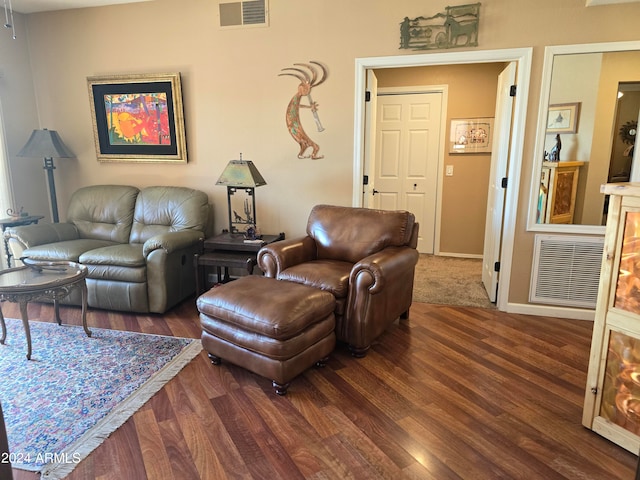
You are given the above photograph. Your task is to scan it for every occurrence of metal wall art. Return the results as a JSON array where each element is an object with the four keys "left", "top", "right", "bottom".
[
  {"left": 400, "top": 3, "right": 480, "bottom": 51},
  {"left": 87, "top": 73, "right": 187, "bottom": 163},
  {"left": 279, "top": 61, "right": 327, "bottom": 160}
]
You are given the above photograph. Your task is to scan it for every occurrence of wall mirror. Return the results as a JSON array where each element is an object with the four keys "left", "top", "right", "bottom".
[{"left": 528, "top": 41, "right": 640, "bottom": 235}]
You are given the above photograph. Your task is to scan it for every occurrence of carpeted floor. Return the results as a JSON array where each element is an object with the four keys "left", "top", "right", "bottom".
[
  {"left": 0, "top": 318, "right": 201, "bottom": 479},
  {"left": 413, "top": 254, "right": 496, "bottom": 309}
]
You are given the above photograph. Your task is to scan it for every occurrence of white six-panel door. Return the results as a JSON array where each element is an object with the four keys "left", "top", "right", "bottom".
[{"left": 373, "top": 92, "right": 443, "bottom": 253}]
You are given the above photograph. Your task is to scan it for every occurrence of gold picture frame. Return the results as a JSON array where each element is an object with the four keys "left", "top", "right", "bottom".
[
  {"left": 87, "top": 73, "right": 187, "bottom": 163},
  {"left": 546, "top": 102, "right": 580, "bottom": 134}
]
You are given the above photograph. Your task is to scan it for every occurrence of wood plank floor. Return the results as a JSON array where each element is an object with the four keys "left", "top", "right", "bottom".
[{"left": 2, "top": 298, "right": 637, "bottom": 480}]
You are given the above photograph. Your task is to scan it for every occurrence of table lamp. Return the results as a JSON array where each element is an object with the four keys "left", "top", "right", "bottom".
[
  {"left": 216, "top": 154, "right": 266, "bottom": 235},
  {"left": 17, "top": 129, "right": 74, "bottom": 223}
]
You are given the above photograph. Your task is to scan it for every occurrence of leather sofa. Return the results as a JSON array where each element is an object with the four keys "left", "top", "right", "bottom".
[
  {"left": 4, "top": 185, "right": 209, "bottom": 313},
  {"left": 257, "top": 204, "right": 419, "bottom": 357}
]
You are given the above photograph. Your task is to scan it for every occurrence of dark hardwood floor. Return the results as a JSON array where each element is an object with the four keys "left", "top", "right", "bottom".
[{"left": 3, "top": 298, "right": 637, "bottom": 479}]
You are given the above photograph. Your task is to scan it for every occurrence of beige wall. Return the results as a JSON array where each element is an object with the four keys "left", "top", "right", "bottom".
[
  {"left": 3, "top": 0, "right": 640, "bottom": 308},
  {"left": 375, "top": 63, "right": 507, "bottom": 255}
]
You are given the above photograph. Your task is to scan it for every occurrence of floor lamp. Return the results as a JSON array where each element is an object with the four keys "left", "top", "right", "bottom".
[{"left": 17, "top": 129, "right": 74, "bottom": 223}]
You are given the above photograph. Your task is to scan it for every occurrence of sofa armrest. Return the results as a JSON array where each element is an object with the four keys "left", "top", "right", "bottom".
[
  {"left": 143, "top": 230, "right": 204, "bottom": 257},
  {"left": 4, "top": 223, "right": 79, "bottom": 250},
  {"left": 257, "top": 236, "right": 316, "bottom": 277},
  {"left": 350, "top": 246, "right": 419, "bottom": 295}
]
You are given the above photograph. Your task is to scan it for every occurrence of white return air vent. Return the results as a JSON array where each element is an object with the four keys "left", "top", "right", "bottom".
[
  {"left": 219, "top": 0, "right": 268, "bottom": 28},
  {"left": 530, "top": 234, "right": 604, "bottom": 309}
]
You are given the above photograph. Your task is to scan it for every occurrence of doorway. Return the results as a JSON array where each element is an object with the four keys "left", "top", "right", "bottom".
[
  {"left": 352, "top": 48, "right": 533, "bottom": 312},
  {"left": 372, "top": 89, "right": 444, "bottom": 253}
]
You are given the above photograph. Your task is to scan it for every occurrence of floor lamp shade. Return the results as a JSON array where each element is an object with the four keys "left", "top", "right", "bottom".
[{"left": 17, "top": 129, "right": 75, "bottom": 223}]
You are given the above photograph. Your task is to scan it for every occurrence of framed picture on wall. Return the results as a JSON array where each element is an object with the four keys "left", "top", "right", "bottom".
[
  {"left": 546, "top": 102, "right": 580, "bottom": 134},
  {"left": 449, "top": 117, "right": 494, "bottom": 154},
  {"left": 87, "top": 73, "right": 187, "bottom": 163}
]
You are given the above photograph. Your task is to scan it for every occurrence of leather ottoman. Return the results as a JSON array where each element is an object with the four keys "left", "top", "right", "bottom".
[{"left": 196, "top": 275, "right": 336, "bottom": 395}]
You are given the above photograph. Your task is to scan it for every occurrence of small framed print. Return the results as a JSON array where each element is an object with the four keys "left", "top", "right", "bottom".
[
  {"left": 546, "top": 102, "right": 580, "bottom": 134},
  {"left": 87, "top": 73, "right": 187, "bottom": 163},
  {"left": 449, "top": 117, "right": 494, "bottom": 154}
]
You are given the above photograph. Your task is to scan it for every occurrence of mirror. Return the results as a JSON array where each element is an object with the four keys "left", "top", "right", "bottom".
[{"left": 528, "top": 41, "right": 640, "bottom": 235}]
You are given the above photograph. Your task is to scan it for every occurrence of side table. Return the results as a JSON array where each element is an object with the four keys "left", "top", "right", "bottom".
[
  {"left": 0, "top": 261, "right": 90, "bottom": 360},
  {"left": 0, "top": 215, "right": 44, "bottom": 268},
  {"left": 194, "top": 232, "right": 285, "bottom": 294}
]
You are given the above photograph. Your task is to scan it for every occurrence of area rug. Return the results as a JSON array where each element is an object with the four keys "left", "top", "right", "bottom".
[
  {"left": 413, "top": 254, "right": 496, "bottom": 309},
  {"left": 0, "top": 318, "right": 202, "bottom": 479}
]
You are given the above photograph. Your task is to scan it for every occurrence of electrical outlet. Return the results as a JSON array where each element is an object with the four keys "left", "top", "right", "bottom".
[{"left": 446, "top": 165, "right": 454, "bottom": 176}]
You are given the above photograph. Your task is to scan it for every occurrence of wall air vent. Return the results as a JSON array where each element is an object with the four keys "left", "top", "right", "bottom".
[
  {"left": 219, "top": 0, "right": 268, "bottom": 28},
  {"left": 530, "top": 234, "right": 604, "bottom": 309}
]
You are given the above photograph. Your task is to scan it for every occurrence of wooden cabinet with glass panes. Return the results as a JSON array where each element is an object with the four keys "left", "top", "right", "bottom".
[{"left": 584, "top": 183, "right": 640, "bottom": 453}]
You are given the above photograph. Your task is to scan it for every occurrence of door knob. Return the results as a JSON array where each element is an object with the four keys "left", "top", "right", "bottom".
[{"left": 372, "top": 189, "right": 379, "bottom": 195}]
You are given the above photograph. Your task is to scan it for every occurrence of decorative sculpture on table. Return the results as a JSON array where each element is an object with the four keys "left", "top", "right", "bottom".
[
  {"left": 546, "top": 134, "right": 562, "bottom": 162},
  {"left": 279, "top": 61, "right": 328, "bottom": 160}
]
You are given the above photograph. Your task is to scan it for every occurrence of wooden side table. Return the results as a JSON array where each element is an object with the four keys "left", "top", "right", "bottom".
[
  {"left": 0, "top": 215, "right": 44, "bottom": 268},
  {"left": 194, "top": 232, "right": 285, "bottom": 294}
]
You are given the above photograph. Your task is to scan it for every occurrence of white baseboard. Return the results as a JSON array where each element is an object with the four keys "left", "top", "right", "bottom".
[
  {"left": 504, "top": 302, "right": 595, "bottom": 321},
  {"left": 434, "top": 252, "right": 483, "bottom": 259}
]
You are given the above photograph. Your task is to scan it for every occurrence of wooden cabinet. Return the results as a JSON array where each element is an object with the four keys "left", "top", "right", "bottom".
[
  {"left": 583, "top": 182, "right": 640, "bottom": 453},
  {"left": 539, "top": 161, "right": 585, "bottom": 224}
]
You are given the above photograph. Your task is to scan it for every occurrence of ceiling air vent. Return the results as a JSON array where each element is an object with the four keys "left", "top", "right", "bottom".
[{"left": 219, "top": 0, "right": 268, "bottom": 28}]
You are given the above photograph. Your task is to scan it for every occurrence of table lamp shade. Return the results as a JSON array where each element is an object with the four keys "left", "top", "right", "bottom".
[
  {"left": 17, "top": 129, "right": 74, "bottom": 159},
  {"left": 216, "top": 160, "right": 266, "bottom": 187}
]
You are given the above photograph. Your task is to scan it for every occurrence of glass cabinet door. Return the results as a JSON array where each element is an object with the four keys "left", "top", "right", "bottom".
[{"left": 615, "top": 211, "right": 640, "bottom": 314}]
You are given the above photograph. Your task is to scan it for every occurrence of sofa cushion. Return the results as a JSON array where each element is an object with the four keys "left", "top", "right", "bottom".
[
  {"left": 80, "top": 244, "right": 146, "bottom": 283},
  {"left": 307, "top": 204, "right": 415, "bottom": 263},
  {"left": 67, "top": 185, "right": 139, "bottom": 243},
  {"left": 79, "top": 244, "right": 145, "bottom": 267},
  {"left": 129, "top": 186, "right": 209, "bottom": 244},
  {"left": 23, "top": 239, "right": 118, "bottom": 262}
]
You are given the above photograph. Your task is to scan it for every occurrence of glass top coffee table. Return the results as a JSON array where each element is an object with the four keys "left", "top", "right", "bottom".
[{"left": 0, "top": 260, "right": 90, "bottom": 359}]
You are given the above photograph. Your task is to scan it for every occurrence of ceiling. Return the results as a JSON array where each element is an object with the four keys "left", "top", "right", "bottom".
[{"left": 8, "top": 0, "right": 152, "bottom": 14}]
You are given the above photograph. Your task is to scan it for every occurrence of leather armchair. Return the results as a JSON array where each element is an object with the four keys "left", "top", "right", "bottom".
[{"left": 257, "top": 204, "right": 419, "bottom": 357}]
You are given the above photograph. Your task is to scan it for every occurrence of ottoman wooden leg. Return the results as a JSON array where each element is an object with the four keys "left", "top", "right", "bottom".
[
  {"left": 315, "top": 356, "right": 329, "bottom": 368},
  {"left": 208, "top": 353, "right": 221, "bottom": 365},
  {"left": 272, "top": 381, "right": 290, "bottom": 396}
]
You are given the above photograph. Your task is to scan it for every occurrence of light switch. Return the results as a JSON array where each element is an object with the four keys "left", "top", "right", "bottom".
[{"left": 446, "top": 165, "right": 454, "bottom": 176}]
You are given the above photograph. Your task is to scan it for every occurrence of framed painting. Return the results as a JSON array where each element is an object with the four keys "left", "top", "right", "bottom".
[
  {"left": 546, "top": 102, "right": 580, "bottom": 134},
  {"left": 449, "top": 117, "right": 494, "bottom": 154},
  {"left": 87, "top": 73, "right": 187, "bottom": 163}
]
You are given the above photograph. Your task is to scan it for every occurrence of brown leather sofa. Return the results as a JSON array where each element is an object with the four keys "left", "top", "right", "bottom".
[
  {"left": 4, "top": 185, "right": 209, "bottom": 314},
  {"left": 257, "top": 204, "right": 419, "bottom": 357}
]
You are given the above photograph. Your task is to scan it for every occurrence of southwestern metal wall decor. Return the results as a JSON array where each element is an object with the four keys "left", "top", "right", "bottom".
[
  {"left": 400, "top": 3, "right": 480, "bottom": 51},
  {"left": 279, "top": 61, "right": 327, "bottom": 160}
]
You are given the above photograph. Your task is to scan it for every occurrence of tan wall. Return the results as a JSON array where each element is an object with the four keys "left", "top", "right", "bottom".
[
  {"left": 4, "top": 0, "right": 640, "bottom": 307},
  {"left": 375, "top": 63, "right": 507, "bottom": 255}
]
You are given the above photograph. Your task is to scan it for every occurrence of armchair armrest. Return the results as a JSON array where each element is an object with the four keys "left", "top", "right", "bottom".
[
  {"left": 257, "top": 236, "right": 316, "bottom": 277},
  {"left": 350, "top": 246, "right": 419, "bottom": 295},
  {"left": 3, "top": 223, "right": 79, "bottom": 249},
  {"left": 143, "top": 230, "right": 204, "bottom": 257}
]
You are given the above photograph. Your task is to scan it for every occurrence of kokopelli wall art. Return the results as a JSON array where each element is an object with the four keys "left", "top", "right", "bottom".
[{"left": 279, "top": 61, "right": 328, "bottom": 160}]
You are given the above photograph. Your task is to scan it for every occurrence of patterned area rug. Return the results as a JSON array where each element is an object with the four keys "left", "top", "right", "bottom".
[{"left": 0, "top": 318, "right": 202, "bottom": 479}]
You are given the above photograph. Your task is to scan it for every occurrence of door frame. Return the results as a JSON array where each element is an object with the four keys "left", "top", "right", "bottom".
[
  {"left": 371, "top": 85, "right": 448, "bottom": 255},
  {"left": 352, "top": 48, "right": 533, "bottom": 312}
]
